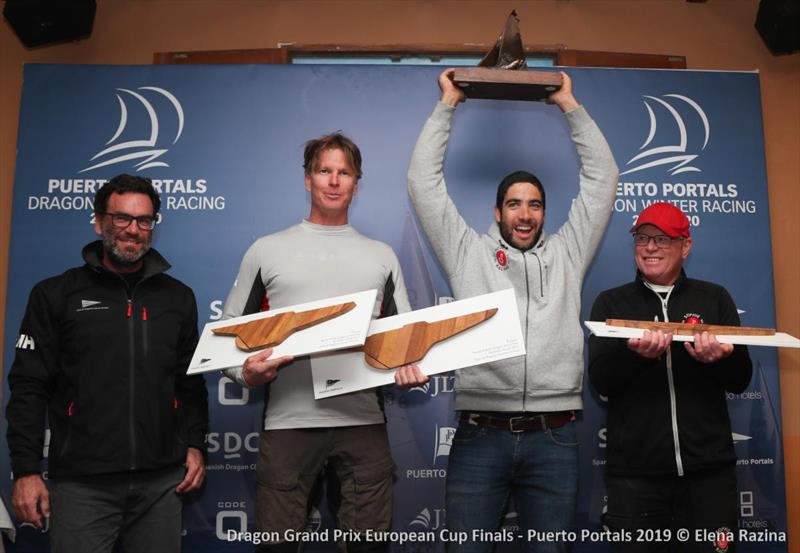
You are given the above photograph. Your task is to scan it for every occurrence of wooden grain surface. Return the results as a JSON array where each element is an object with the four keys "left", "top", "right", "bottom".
[
  {"left": 364, "top": 308, "right": 498, "bottom": 369},
  {"left": 213, "top": 301, "right": 356, "bottom": 351},
  {"left": 606, "top": 319, "right": 775, "bottom": 336}
]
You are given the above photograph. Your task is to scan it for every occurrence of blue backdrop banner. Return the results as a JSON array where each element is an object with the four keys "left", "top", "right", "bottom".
[{"left": 1, "top": 64, "right": 786, "bottom": 552}]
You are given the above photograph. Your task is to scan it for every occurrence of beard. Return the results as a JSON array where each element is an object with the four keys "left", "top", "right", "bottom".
[
  {"left": 101, "top": 225, "right": 152, "bottom": 266},
  {"left": 498, "top": 219, "right": 541, "bottom": 252}
]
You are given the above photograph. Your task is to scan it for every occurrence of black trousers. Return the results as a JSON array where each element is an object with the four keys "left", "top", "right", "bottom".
[{"left": 604, "top": 466, "right": 738, "bottom": 553}]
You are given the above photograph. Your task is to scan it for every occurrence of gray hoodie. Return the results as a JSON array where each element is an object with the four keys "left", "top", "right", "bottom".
[{"left": 408, "top": 102, "right": 618, "bottom": 413}]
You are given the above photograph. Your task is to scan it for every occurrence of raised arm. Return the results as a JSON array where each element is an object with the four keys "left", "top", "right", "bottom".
[
  {"left": 552, "top": 72, "right": 619, "bottom": 273},
  {"left": 407, "top": 68, "right": 478, "bottom": 279}
]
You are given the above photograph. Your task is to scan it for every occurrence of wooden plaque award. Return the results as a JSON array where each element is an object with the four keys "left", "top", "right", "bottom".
[
  {"left": 213, "top": 301, "right": 356, "bottom": 352},
  {"left": 362, "top": 308, "right": 498, "bottom": 369},
  {"left": 606, "top": 319, "right": 775, "bottom": 337},
  {"left": 452, "top": 10, "right": 562, "bottom": 102}
]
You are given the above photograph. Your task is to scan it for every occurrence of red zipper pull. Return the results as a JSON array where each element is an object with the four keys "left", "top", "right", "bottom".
[
  {"left": 68, "top": 401, "right": 74, "bottom": 417},
  {"left": 127, "top": 300, "right": 132, "bottom": 318},
  {"left": 142, "top": 306, "right": 148, "bottom": 321},
  {"left": 173, "top": 397, "right": 179, "bottom": 410}
]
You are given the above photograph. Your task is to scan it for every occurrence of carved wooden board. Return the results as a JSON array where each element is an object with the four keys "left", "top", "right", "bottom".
[
  {"left": 363, "top": 308, "right": 498, "bottom": 369},
  {"left": 606, "top": 319, "right": 775, "bottom": 336},
  {"left": 213, "top": 302, "right": 356, "bottom": 352}
]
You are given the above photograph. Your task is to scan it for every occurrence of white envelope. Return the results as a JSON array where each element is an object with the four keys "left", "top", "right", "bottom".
[
  {"left": 187, "top": 289, "right": 377, "bottom": 374},
  {"left": 584, "top": 320, "right": 800, "bottom": 348},
  {"left": 310, "top": 288, "right": 526, "bottom": 398}
]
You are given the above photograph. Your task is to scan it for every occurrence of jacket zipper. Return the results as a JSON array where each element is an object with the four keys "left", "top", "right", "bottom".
[
  {"left": 522, "top": 253, "right": 531, "bottom": 411},
  {"left": 126, "top": 296, "right": 136, "bottom": 470},
  {"left": 649, "top": 286, "right": 684, "bottom": 477},
  {"left": 59, "top": 401, "right": 75, "bottom": 458},
  {"left": 142, "top": 306, "right": 149, "bottom": 360}
]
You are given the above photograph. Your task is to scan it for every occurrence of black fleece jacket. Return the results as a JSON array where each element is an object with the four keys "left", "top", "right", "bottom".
[
  {"left": 588, "top": 271, "right": 752, "bottom": 477},
  {"left": 7, "top": 241, "right": 208, "bottom": 479}
]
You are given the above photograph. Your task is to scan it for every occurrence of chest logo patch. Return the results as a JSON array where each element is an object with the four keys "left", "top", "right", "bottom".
[
  {"left": 494, "top": 248, "right": 509, "bottom": 271},
  {"left": 682, "top": 313, "right": 704, "bottom": 325}
]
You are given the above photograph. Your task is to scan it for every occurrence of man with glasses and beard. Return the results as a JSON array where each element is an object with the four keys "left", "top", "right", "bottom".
[
  {"left": 6, "top": 174, "right": 208, "bottom": 553},
  {"left": 588, "top": 202, "right": 752, "bottom": 553},
  {"left": 407, "top": 69, "right": 618, "bottom": 552}
]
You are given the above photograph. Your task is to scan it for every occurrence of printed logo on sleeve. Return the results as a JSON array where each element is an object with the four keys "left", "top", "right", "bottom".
[{"left": 16, "top": 334, "right": 35, "bottom": 350}]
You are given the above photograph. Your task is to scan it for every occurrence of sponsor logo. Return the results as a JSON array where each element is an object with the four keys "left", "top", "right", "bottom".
[
  {"left": 409, "top": 507, "right": 446, "bottom": 531},
  {"left": 218, "top": 376, "right": 249, "bottom": 406},
  {"left": 726, "top": 390, "right": 762, "bottom": 400},
  {"left": 433, "top": 425, "right": 456, "bottom": 463},
  {"left": 732, "top": 432, "right": 752, "bottom": 444},
  {"left": 405, "top": 468, "right": 447, "bottom": 479},
  {"left": 408, "top": 375, "right": 455, "bottom": 398},
  {"left": 682, "top": 312, "right": 703, "bottom": 325},
  {"left": 494, "top": 248, "right": 509, "bottom": 271},
  {"left": 81, "top": 86, "right": 184, "bottom": 173},
  {"left": 621, "top": 94, "right": 710, "bottom": 176},
  {"left": 736, "top": 457, "right": 774, "bottom": 466},
  {"left": 15, "top": 333, "right": 35, "bottom": 350},
  {"left": 81, "top": 299, "right": 101, "bottom": 308},
  {"left": 207, "top": 431, "right": 259, "bottom": 460},
  {"left": 216, "top": 502, "right": 247, "bottom": 540},
  {"left": 325, "top": 379, "right": 341, "bottom": 390}
]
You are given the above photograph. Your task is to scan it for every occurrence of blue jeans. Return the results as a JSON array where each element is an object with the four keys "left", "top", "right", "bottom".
[{"left": 445, "top": 419, "right": 579, "bottom": 553}]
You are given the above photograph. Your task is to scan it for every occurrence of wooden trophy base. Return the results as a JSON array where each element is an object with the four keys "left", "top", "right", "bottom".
[{"left": 453, "top": 67, "right": 562, "bottom": 102}]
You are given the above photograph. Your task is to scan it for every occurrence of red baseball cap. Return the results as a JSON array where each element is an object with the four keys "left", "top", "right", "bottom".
[{"left": 631, "top": 202, "right": 690, "bottom": 238}]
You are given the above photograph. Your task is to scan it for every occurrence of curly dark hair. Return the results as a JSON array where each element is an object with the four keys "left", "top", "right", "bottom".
[{"left": 94, "top": 174, "right": 161, "bottom": 215}]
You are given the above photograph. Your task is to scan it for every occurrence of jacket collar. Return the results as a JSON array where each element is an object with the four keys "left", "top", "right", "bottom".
[
  {"left": 487, "top": 221, "right": 547, "bottom": 254},
  {"left": 634, "top": 267, "right": 688, "bottom": 290},
  {"left": 82, "top": 240, "right": 171, "bottom": 279}
]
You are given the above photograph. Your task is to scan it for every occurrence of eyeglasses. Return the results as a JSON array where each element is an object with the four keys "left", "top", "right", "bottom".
[
  {"left": 632, "top": 232, "right": 683, "bottom": 249},
  {"left": 103, "top": 212, "right": 156, "bottom": 230}
]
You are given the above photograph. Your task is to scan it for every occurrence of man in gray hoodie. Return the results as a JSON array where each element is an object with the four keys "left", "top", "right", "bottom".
[{"left": 407, "top": 68, "right": 618, "bottom": 552}]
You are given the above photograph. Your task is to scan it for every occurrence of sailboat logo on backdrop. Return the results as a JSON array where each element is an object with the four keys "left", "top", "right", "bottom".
[
  {"left": 620, "top": 94, "right": 710, "bottom": 176},
  {"left": 80, "top": 86, "right": 185, "bottom": 173}
]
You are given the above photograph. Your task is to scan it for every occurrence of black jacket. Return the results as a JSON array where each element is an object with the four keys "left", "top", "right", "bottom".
[
  {"left": 588, "top": 271, "right": 752, "bottom": 477},
  {"left": 6, "top": 241, "right": 208, "bottom": 479}
]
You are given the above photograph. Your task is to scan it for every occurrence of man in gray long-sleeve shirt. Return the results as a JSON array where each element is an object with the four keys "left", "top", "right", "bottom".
[
  {"left": 407, "top": 69, "right": 619, "bottom": 552},
  {"left": 222, "top": 132, "right": 426, "bottom": 553}
]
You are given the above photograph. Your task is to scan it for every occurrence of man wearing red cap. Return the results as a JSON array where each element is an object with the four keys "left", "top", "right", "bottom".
[{"left": 588, "top": 202, "right": 752, "bottom": 552}]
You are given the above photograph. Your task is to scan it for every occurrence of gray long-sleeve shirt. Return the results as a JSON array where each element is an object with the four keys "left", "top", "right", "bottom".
[
  {"left": 223, "top": 219, "right": 410, "bottom": 429},
  {"left": 408, "top": 102, "right": 618, "bottom": 413}
]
